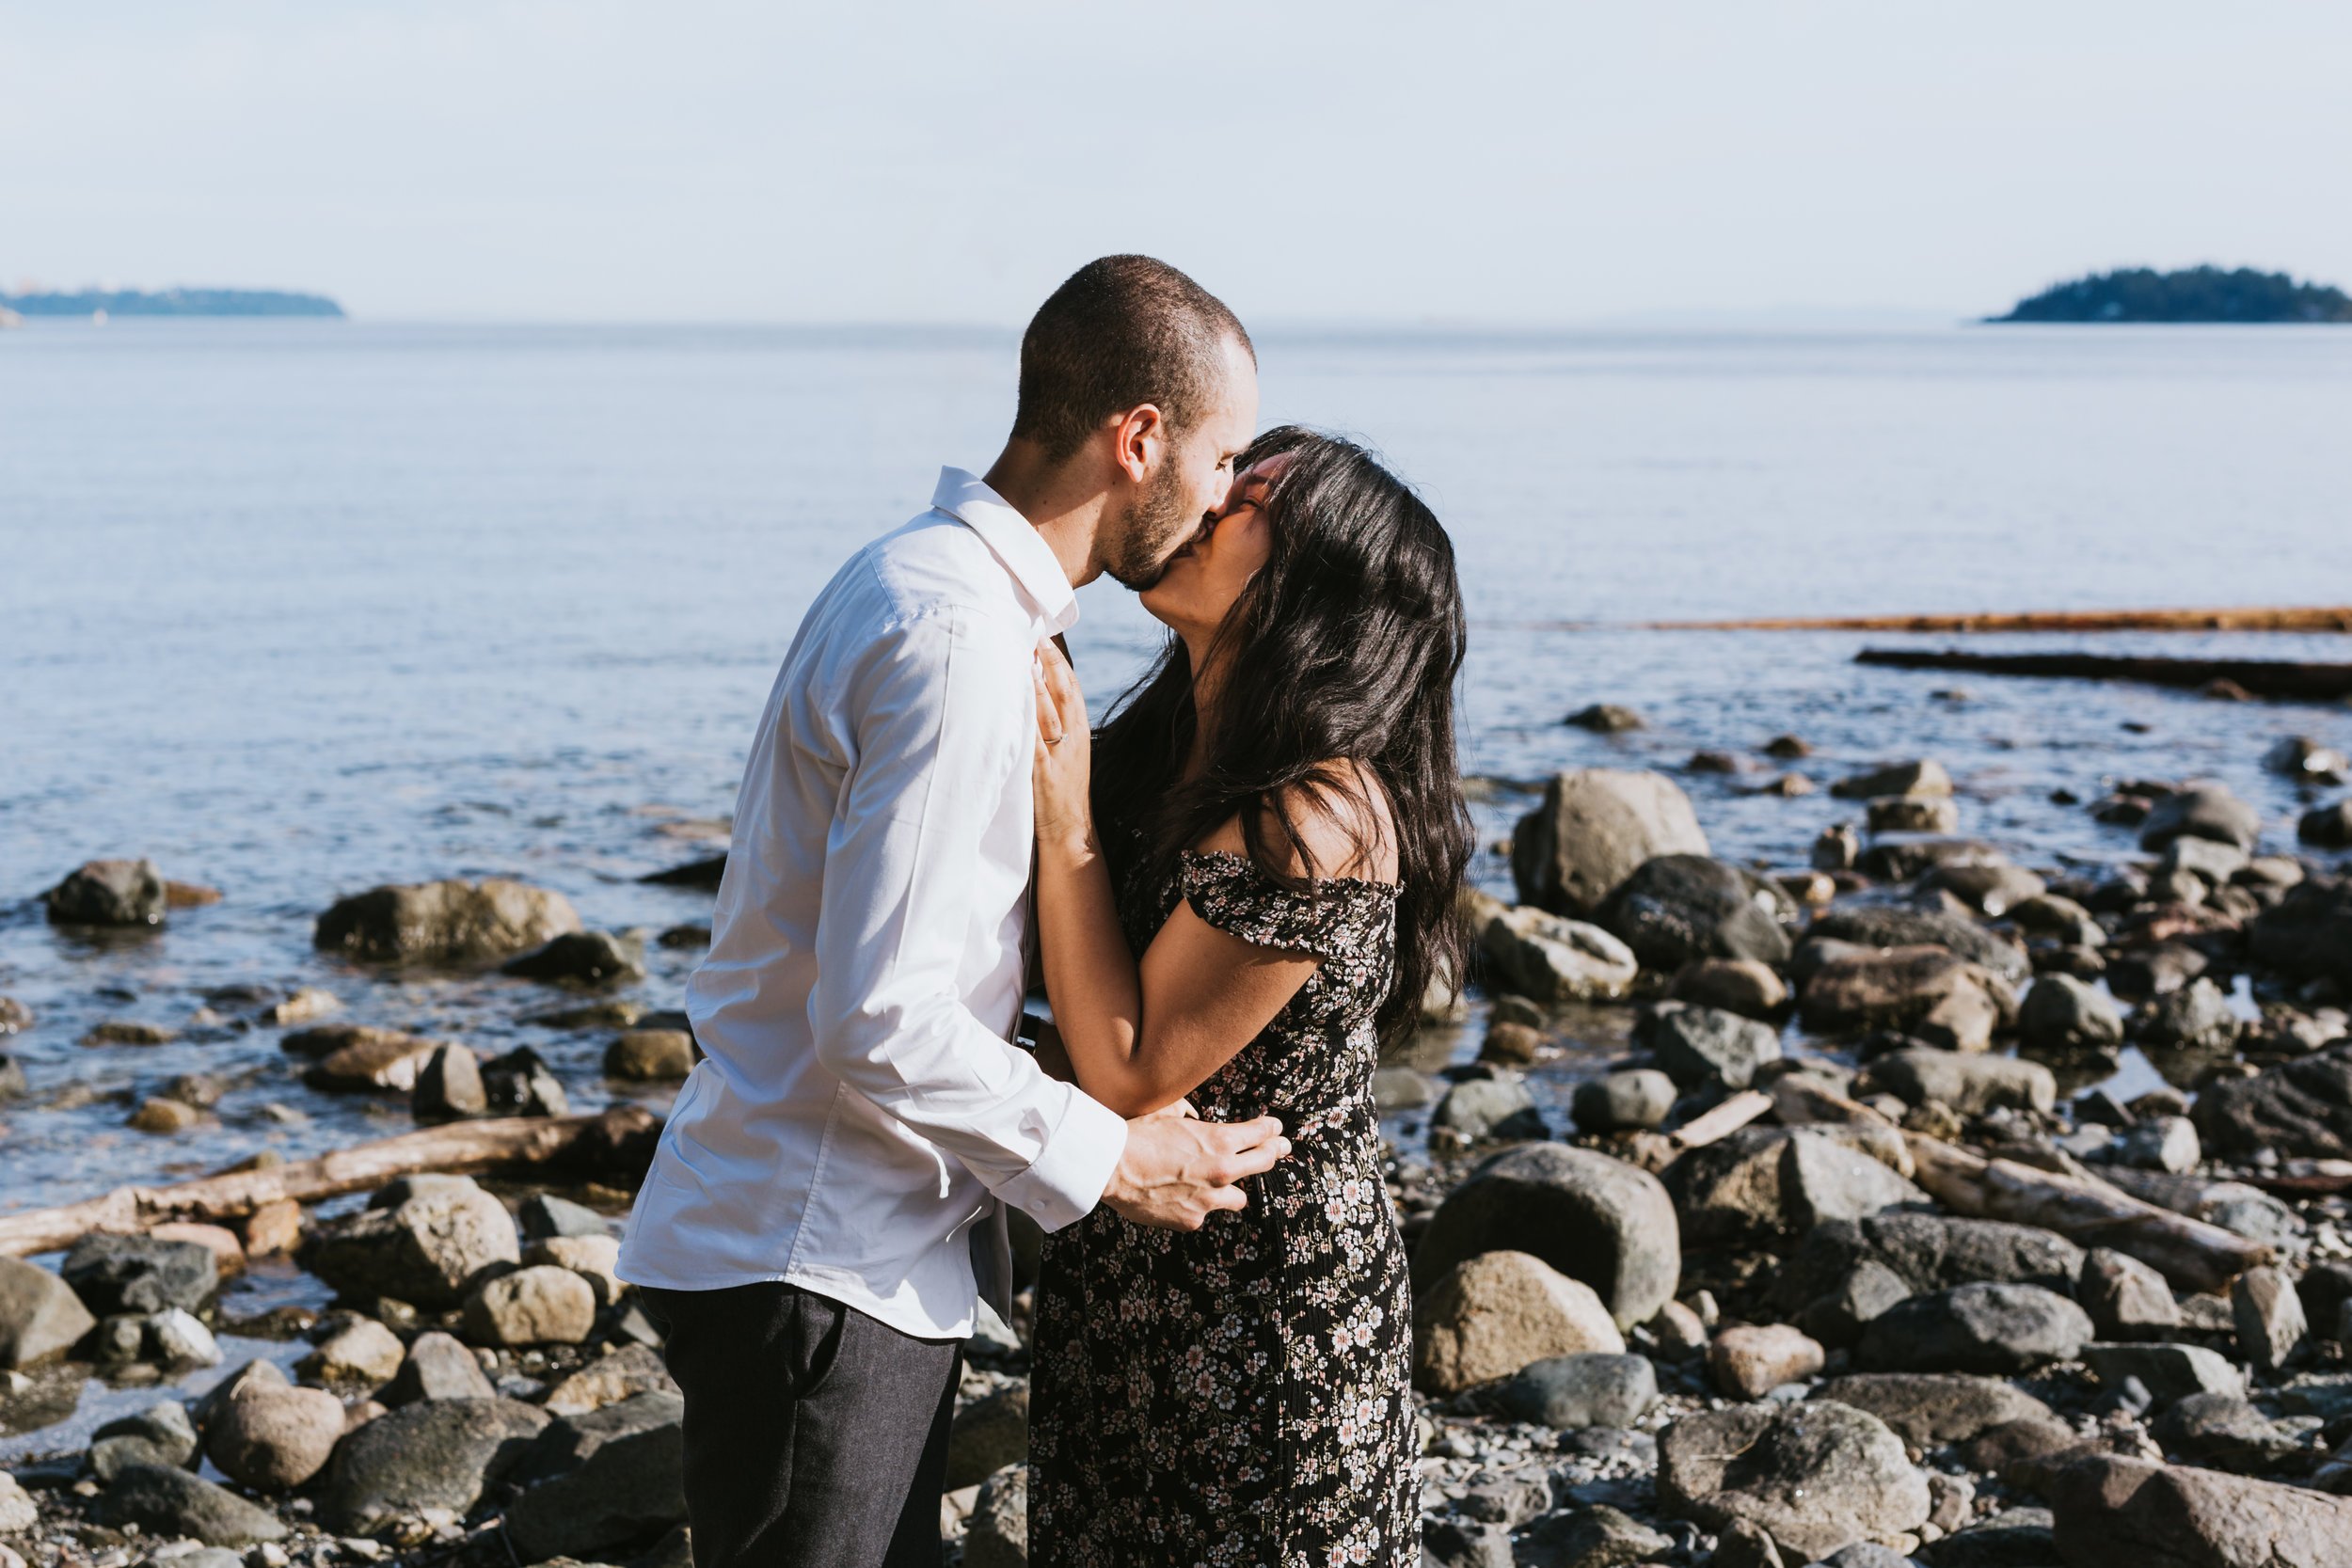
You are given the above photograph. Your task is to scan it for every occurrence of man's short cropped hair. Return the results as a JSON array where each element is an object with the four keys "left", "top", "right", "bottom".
[{"left": 1010, "top": 255, "right": 1253, "bottom": 463}]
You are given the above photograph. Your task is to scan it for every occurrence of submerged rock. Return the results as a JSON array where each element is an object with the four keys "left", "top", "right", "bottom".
[
  {"left": 503, "top": 929, "right": 647, "bottom": 987},
  {"left": 44, "top": 858, "right": 167, "bottom": 927}
]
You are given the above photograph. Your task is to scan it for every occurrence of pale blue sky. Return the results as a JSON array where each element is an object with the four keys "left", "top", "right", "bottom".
[{"left": 5, "top": 1, "right": 2346, "bottom": 324}]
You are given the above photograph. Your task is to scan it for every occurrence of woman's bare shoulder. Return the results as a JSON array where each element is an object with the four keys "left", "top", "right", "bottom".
[{"left": 1196, "top": 761, "right": 1399, "bottom": 882}]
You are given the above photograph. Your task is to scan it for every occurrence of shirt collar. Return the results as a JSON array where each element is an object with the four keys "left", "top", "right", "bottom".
[{"left": 930, "top": 467, "right": 1080, "bottom": 637}]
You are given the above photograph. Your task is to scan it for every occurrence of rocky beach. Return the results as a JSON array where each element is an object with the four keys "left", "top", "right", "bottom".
[{"left": 2, "top": 698, "right": 2350, "bottom": 1568}]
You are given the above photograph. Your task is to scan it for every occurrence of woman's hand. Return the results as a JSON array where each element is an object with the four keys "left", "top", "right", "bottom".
[{"left": 1031, "top": 639, "right": 1094, "bottom": 858}]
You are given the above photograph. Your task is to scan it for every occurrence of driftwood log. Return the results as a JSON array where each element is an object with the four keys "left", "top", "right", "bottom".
[
  {"left": 1627, "top": 1089, "right": 1774, "bottom": 1173},
  {"left": 1644, "top": 606, "right": 2352, "bottom": 634},
  {"left": 1905, "top": 1133, "right": 2271, "bottom": 1293},
  {"left": 1853, "top": 647, "right": 2352, "bottom": 702},
  {"left": 0, "top": 1105, "right": 660, "bottom": 1259}
]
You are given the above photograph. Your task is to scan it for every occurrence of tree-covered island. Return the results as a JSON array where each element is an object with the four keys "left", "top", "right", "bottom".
[
  {"left": 0, "top": 287, "right": 344, "bottom": 317},
  {"left": 1991, "top": 265, "right": 2351, "bottom": 324}
]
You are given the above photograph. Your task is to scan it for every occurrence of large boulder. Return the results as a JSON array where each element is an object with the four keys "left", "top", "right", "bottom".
[
  {"left": 2248, "top": 877, "right": 2352, "bottom": 983},
  {"left": 316, "top": 1396, "right": 551, "bottom": 1534},
  {"left": 504, "top": 1392, "right": 687, "bottom": 1561},
  {"left": 1597, "top": 854, "right": 1796, "bottom": 972},
  {"left": 2047, "top": 1454, "right": 2352, "bottom": 1568},
  {"left": 315, "top": 878, "right": 580, "bottom": 964},
  {"left": 1812, "top": 1372, "right": 2057, "bottom": 1449},
  {"left": 204, "top": 1374, "right": 345, "bottom": 1490},
  {"left": 2139, "top": 783, "right": 2262, "bottom": 853},
  {"left": 1857, "top": 1283, "right": 2092, "bottom": 1373},
  {"left": 1806, "top": 906, "right": 2030, "bottom": 984},
  {"left": 1511, "top": 768, "right": 1709, "bottom": 917},
  {"left": 1412, "top": 1250, "right": 1625, "bottom": 1395},
  {"left": 1773, "top": 1214, "right": 2085, "bottom": 1314},
  {"left": 1859, "top": 1048, "right": 2056, "bottom": 1116},
  {"left": 502, "top": 929, "right": 646, "bottom": 988},
  {"left": 90, "top": 1465, "right": 289, "bottom": 1547},
  {"left": 45, "top": 858, "right": 168, "bottom": 927},
  {"left": 462, "top": 1264, "right": 596, "bottom": 1346},
  {"left": 1663, "top": 1126, "right": 1926, "bottom": 1247},
  {"left": 1658, "top": 1401, "right": 1930, "bottom": 1561},
  {"left": 61, "top": 1233, "right": 217, "bottom": 1317},
  {"left": 1470, "top": 894, "right": 1640, "bottom": 1002},
  {"left": 1409, "top": 1143, "right": 1679, "bottom": 1329},
  {"left": 1799, "top": 945, "right": 2013, "bottom": 1050},
  {"left": 0, "top": 1256, "right": 100, "bottom": 1368},
  {"left": 306, "top": 1177, "right": 520, "bottom": 1307},
  {"left": 2192, "top": 1041, "right": 2352, "bottom": 1159},
  {"left": 1638, "top": 1002, "right": 1782, "bottom": 1091},
  {"left": 2021, "top": 974, "right": 2125, "bottom": 1053}
]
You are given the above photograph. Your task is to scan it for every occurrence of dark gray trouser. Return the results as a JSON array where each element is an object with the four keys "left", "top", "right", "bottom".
[{"left": 644, "top": 1283, "right": 962, "bottom": 1568}]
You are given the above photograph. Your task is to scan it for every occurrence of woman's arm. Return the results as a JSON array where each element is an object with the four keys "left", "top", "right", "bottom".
[{"left": 1029, "top": 644, "right": 1380, "bottom": 1118}]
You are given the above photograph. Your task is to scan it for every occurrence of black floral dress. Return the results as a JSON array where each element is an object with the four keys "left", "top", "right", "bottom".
[{"left": 1029, "top": 849, "right": 1419, "bottom": 1568}]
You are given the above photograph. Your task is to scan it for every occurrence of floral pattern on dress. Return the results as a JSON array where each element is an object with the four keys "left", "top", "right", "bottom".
[{"left": 1030, "top": 848, "right": 1420, "bottom": 1568}]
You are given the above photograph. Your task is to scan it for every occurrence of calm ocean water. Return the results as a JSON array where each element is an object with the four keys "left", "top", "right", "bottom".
[{"left": 6, "top": 320, "right": 2351, "bottom": 1213}]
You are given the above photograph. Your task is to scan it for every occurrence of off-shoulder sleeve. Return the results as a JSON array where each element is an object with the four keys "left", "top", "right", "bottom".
[{"left": 1176, "top": 850, "right": 1397, "bottom": 961}]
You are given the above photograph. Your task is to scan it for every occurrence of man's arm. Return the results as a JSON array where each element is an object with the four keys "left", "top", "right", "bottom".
[{"left": 804, "top": 607, "right": 1285, "bottom": 1231}]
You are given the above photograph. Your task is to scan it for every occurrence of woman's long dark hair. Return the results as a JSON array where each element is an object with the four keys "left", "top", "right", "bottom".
[{"left": 1092, "top": 426, "right": 1474, "bottom": 1044}]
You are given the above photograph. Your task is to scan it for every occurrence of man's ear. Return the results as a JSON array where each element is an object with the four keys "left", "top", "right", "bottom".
[{"left": 1111, "top": 404, "right": 1166, "bottom": 485}]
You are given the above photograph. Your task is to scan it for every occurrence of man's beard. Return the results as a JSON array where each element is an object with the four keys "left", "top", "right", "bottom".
[{"left": 1101, "top": 461, "right": 1198, "bottom": 590}]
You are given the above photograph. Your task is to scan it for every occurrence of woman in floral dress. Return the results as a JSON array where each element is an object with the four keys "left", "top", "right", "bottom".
[{"left": 1024, "top": 428, "right": 1472, "bottom": 1568}]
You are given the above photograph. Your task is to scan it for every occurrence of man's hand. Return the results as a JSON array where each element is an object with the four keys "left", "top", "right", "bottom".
[{"left": 1102, "top": 1112, "right": 1289, "bottom": 1230}]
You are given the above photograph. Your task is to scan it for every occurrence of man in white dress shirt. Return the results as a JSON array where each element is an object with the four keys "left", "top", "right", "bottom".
[{"left": 618, "top": 256, "right": 1290, "bottom": 1567}]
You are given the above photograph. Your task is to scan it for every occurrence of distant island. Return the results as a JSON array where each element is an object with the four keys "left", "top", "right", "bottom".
[
  {"left": 0, "top": 287, "right": 344, "bottom": 319},
  {"left": 1991, "top": 265, "right": 2352, "bottom": 324}
]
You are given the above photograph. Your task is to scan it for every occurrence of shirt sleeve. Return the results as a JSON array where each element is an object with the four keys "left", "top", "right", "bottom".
[{"left": 805, "top": 605, "right": 1127, "bottom": 1231}]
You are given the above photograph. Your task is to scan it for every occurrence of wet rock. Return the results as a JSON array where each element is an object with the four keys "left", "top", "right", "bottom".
[
  {"left": 1639, "top": 1001, "right": 1783, "bottom": 1090},
  {"left": 542, "top": 1342, "right": 676, "bottom": 1417},
  {"left": 1431, "top": 1075, "right": 1545, "bottom": 1142},
  {"left": 963, "top": 1464, "right": 1027, "bottom": 1568},
  {"left": 0, "top": 1055, "right": 24, "bottom": 1101},
  {"left": 287, "top": 1023, "right": 450, "bottom": 1093},
  {"left": 1372, "top": 1066, "right": 1437, "bottom": 1111},
  {"left": 88, "top": 1400, "right": 200, "bottom": 1480},
  {"left": 257, "top": 986, "right": 342, "bottom": 1026},
  {"left": 1812, "top": 1371, "right": 2056, "bottom": 1448},
  {"left": 61, "top": 1233, "right": 215, "bottom": 1317},
  {"left": 504, "top": 1391, "right": 688, "bottom": 1561},
  {"left": 2013, "top": 892, "right": 2107, "bottom": 948},
  {"left": 2047, "top": 1453, "right": 2352, "bottom": 1568},
  {"left": 1710, "top": 1323, "right": 1825, "bottom": 1398},
  {"left": 128, "top": 1096, "right": 200, "bottom": 1132},
  {"left": 2021, "top": 974, "right": 2124, "bottom": 1053},
  {"left": 1801, "top": 946, "right": 2012, "bottom": 1051},
  {"left": 2135, "top": 978, "right": 2242, "bottom": 1054},
  {"left": 1510, "top": 768, "right": 1709, "bottom": 917},
  {"left": 504, "top": 929, "right": 646, "bottom": 987},
  {"left": 1565, "top": 702, "right": 1645, "bottom": 732},
  {"left": 1412, "top": 1250, "right": 1626, "bottom": 1394},
  {"left": 2270, "top": 736, "right": 2351, "bottom": 783},
  {"left": 1928, "top": 862, "right": 2048, "bottom": 919},
  {"left": 1833, "top": 760, "right": 1953, "bottom": 800},
  {"left": 483, "top": 1045, "right": 570, "bottom": 1117},
  {"left": 240, "top": 1197, "right": 304, "bottom": 1258},
  {"left": 1658, "top": 1400, "right": 1929, "bottom": 1561},
  {"left": 1871, "top": 796, "right": 1962, "bottom": 834},
  {"left": 412, "top": 1041, "right": 486, "bottom": 1119},
  {"left": 2301, "top": 801, "right": 2352, "bottom": 849},
  {"left": 1493, "top": 1352, "right": 1656, "bottom": 1431},
  {"left": 300, "top": 1316, "right": 405, "bottom": 1384},
  {"left": 44, "top": 858, "right": 167, "bottom": 927},
  {"left": 204, "top": 1373, "right": 345, "bottom": 1490},
  {"left": 1516, "top": 1505, "right": 1674, "bottom": 1568},
  {"left": 642, "top": 852, "right": 729, "bottom": 888},
  {"left": 1669, "top": 958, "right": 1790, "bottom": 1020},
  {"left": 0, "top": 997, "right": 28, "bottom": 1037},
  {"left": 463, "top": 1264, "right": 596, "bottom": 1346},
  {"left": 1597, "top": 854, "right": 1796, "bottom": 971},
  {"left": 91, "top": 1463, "right": 289, "bottom": 1545},
  {"left": 1478, "top": 1019, "right": 1544, "bottom": 1064},
  {"left": 1571, "top": 1069, "right": 1677, "bottom": 1132},
  {"left": 1666, "top": 1126, "right": 1927, "bottom": 1247},
  {"left": 1857, "top": 1283, "right": 2091, "bottom": 1373},
  {"left": 604, "top": 1028, "right": 697, "bottom": 1081},
  {"left": 1411, "top": 1143, "right": 1679, "bottom": 1328},
  {"left": 1860, "top": 1048, "right": 2055, "bottom": 1116},
  {"left": 1808, "top": 906, "right": 2031, "bottom": 984},
  {"left": 382, "top": 1330, "right": 498, "bottom": 1404},
  {"left": 316, "top": 1395, "right": 551, "bottom": 1533},
  {"left": 2139, "top": 782, "right": 2262, "bottom": 853},
  {"left": 2080, "top": 1342, "right": 2244, "bottom": 1406},
  {"left": 2232, "top": 1266, "right": 2305, "bottom": 1371},
  {"left": 306, "top": 1176, "right": 520, "bottom": 1307},
  {"left": 314, "top": 877, "right": 581, "bottom": 964},
  {"left": 1815, "top": 823, "right": 1863, "bottom": 871},
  {"left": 148, "top": 1307, "right": 220, "bottom": 1366},
  {"left": 2079, "top": 1249, "right": 2181, "bottom": 1340},
  {"left": 2191, "top": 1040, "right": 2352, "bottom": 1158}
]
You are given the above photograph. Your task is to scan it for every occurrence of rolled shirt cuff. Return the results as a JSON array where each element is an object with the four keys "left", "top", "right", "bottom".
[{"left": 990, "top": 1085, "right": 1128, "bottom": 1233}]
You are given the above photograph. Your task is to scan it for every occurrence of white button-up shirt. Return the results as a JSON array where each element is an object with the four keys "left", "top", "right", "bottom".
[{"left": 619, "top": 468, "right": 1130, "bottom": 1339}]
